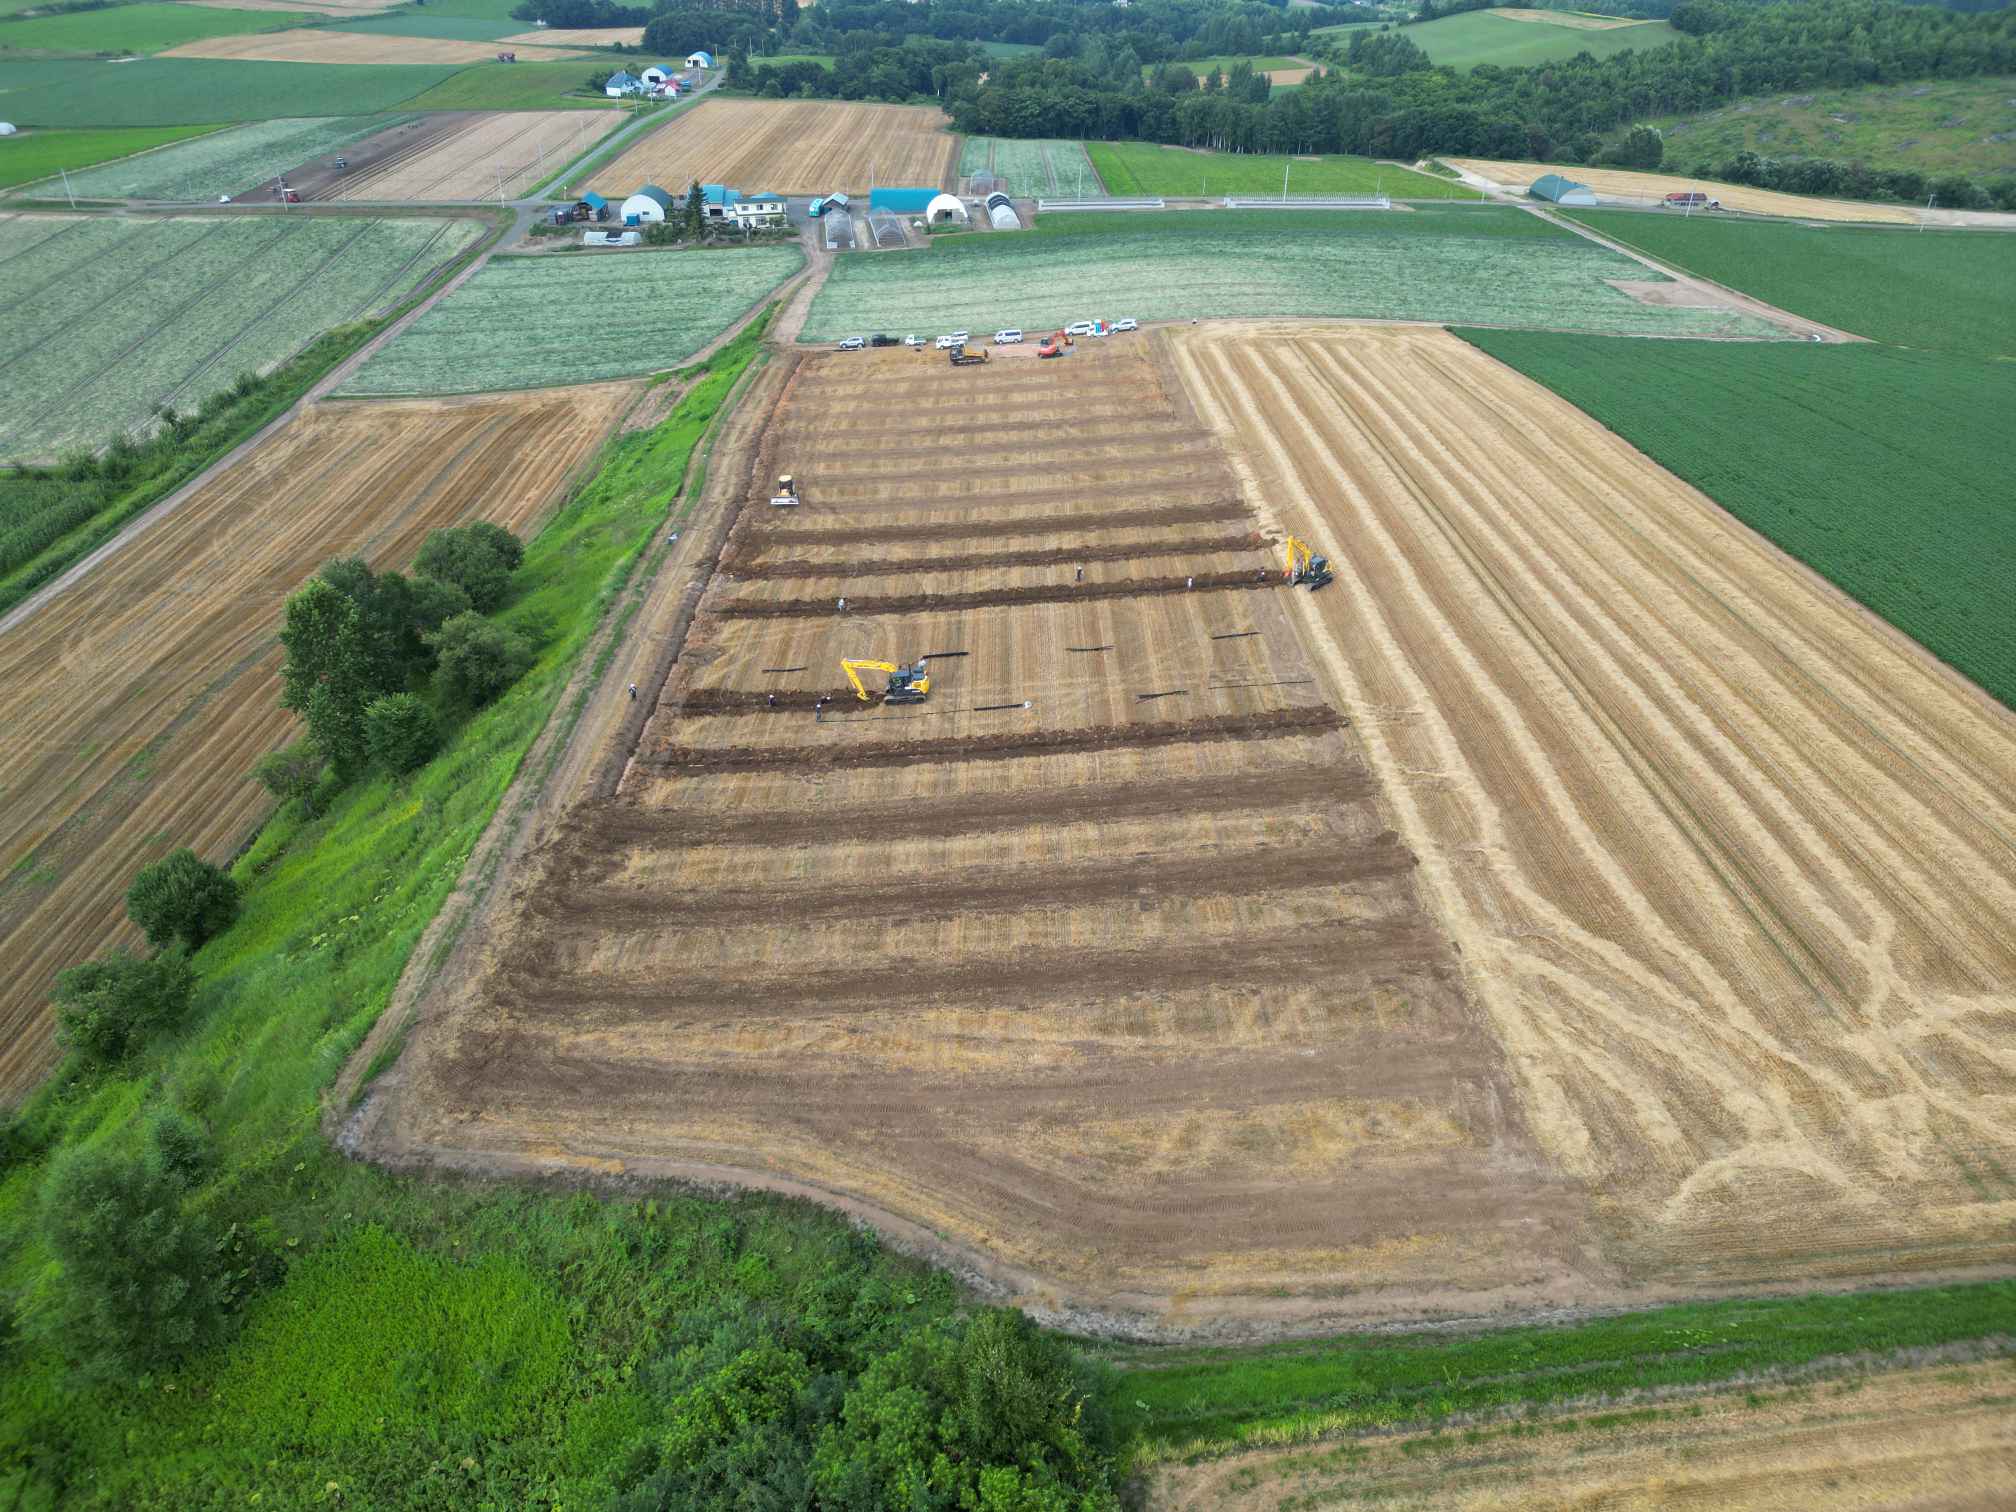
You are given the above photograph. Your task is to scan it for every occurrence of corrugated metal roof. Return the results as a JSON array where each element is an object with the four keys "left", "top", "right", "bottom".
[{"left": 635, "top": 185, "right": 674, "bottom": 208}]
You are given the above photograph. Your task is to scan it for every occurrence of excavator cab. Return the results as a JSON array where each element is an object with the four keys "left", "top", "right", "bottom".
[
  {"left": 1283, "top": 536, "right": 1335, "bottom": 591},
  {"left": 842, "top": 657, "right": 931, "bottom": 704},
  {"left": 770, "top": 474, "right": 799, "bottom": 509}
]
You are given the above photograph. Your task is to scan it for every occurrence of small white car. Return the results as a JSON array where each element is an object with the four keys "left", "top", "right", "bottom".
[
  {"left": 994, "top": 329, "right": 1023, "bottom": 345},
  {"left": 1064, "top": 320, "right": 1097, "bottom": 338},
  {"left": 903, "top": 334, "right": 925, "bottom": 347},
  {"left": 1113, "top": 318, "right": 1139, "bottom": 332},
  {"left": 837, "top": 336, "right": 866, "bottom": 351},
  {"left": 934, "top": 335, "right": 960, "bottom": 350},
  {"left": 947, "top": 330, "right": 971, "bottom": 344}
]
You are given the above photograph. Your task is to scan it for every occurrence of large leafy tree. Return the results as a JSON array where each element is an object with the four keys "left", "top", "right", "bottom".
[{"left": 279, "top": 577, "right": 373, "bottom": 780}]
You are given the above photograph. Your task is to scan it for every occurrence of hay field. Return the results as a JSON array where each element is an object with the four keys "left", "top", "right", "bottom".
[
  {"left": 162, "top": 30, "right": 586, "bottom": 64},
  {"left": 590, "top": 98, "right": 957, "bottom": 196},
  {"left": 366, "top": 341, "right": 1592, "bottom": 1327},
  {"left": 326, "top": 110, "right": 619, "bottom": 200},
  {"left": 1449, "top": 157, "right": 1919, "bottom": 222},
  {"left": 1173, "top": 323, "right": 2016, "bottom": 1295},
  {"left": 500, "top": 26, "right": 645, "bottom": 46},
  {"left": 0, "top": 386, "right": 633, "bottom": 1096}
]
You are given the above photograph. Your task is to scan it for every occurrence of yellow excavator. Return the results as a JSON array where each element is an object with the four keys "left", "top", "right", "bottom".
[
  {"left": 842, "top": 657, "right": 931, "bottom": 704},
  {"left": 1282, "top": 535, "right": 1335, "bottom": 591}
]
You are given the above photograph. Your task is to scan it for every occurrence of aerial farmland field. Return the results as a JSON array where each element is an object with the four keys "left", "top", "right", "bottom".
[
  {"left": 0, "top": 384, "right": 635, "bottom": 1095},
  {"left": 322, "top": 110, "right": 621, "bottom": 200},
  {"left": 588, "top": 98, "right": 958, "bottom": 197},
  {"left": 160, "top": 28, "right": 590, "bottom": 63},
  {"left": 0, "top": 57, "right": 461, "bottom": 126},
  {"left": 1088, "top": 142, "right": 1477, "bottom": 199},
  {"left": 0, "top": 213, "right": 486, "bottom": 460},
  {"left": 1447, "top": 157, "right": 1921, "bottom": 222},
  {"left": 338, "top": 245, "right": 802, "bottom": 395},
  {"left": 957, "top": 137, "right": 1100, "bottom": 196},
  {"left": 0, "top": 124, "right": 219, "bottom": 189},
  {"left": 57, "top": 114, "right": 410, "bottom": 200},
  {"left": 800, "top": 209, "right": 1782, "bottom": 341},
  {"left": 0, "top": 2, "right": 314, "bottom": 57},
  {"left": 1173, "top": 322, "right": 2016, "bottom": 1301}
]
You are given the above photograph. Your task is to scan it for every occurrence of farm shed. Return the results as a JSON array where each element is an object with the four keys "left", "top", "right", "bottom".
[
  {"left": 0, "top": 123, "right": 15, "bottom": 137},
  {"left": 641, "top": 64, "right": 676, "bottom": 84},
  {"left": 578, "top": 191, "right": 610, "bottom": 221},
  {"left": 699, "top": 182, "right": 740, "bottom": 220},
  {"left": 868, "top": 186, "right": 938, "bottom": 214},
  {"left": 620, "top": 184, "right": 674, "bottom": 223},
  {"left": 686, "top": 50, "right": 714, "bottom": 68},
  {"left": 985, "top": 190, "right": 1019, "bottom": 230},
  {"left": 605, "top": 70, "right": 643, "bottom": 97},
  {"left": 1529, "top": 173, "right": 1597, "bottom": 206},
  {"left": 924, "top": 192, "right": 967, "bottom": 224}
]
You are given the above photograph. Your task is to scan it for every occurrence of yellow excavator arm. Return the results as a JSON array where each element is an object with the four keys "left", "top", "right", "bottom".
[
  {"left": 842, "top": 659, "right": 898, "bottom": 701},
  {"left": 1283, "top": 536, "right": 1314, "bottom": 580}
]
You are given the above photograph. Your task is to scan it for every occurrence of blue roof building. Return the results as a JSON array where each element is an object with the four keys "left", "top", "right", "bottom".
[{"left": 868, "top": 187, "right": 938, "bottom": 214}]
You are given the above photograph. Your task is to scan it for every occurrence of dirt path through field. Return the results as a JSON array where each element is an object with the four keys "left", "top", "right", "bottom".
[{"left": 1172, "top": 322, "right": 2016, "bottom": 1298}]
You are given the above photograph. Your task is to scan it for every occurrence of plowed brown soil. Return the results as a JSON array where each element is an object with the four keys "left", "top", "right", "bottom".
[
  {"left": 588, "top": 98, "right": 957, "bottom": 196},
  {"left": 324, "top": 111, "right": 621, "bottom": 202},
  {"left": 359, "top": 342, "right": 1590, "bottom": 1333},
  {"left": 1157, "top": 1357, "right": 2016, "bottom": 1511},
  {"left": 0, "top": 386, "right": 633, "bottom": 1095},
  {"left": 1172, "top": 322, "right": 2016, "bottom": 1296}
]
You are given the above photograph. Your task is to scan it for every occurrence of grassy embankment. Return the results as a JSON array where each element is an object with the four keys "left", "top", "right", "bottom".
[
  {"left": 1087, "top": 140, "right": 1480, "bottom": 198},
  {"left": 0, "top": 124, "right": 220, "bottom": 188},
  {"left": 0, "top": 318, "right": 828, "bottom": 1509}
]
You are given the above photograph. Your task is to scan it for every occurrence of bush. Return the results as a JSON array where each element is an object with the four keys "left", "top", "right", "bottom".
[
  {"left": 51, "top": 951, "right": 195, "bottom": 1066},
  {"left": 145, "top": 1107, "right": 214, "bottom": 1188},
  {"left": 431, "top": 612, "right": 534, "bottom": 708},
  {"left": 364, "top": 692, "right": 440, "bottom": 775},
  {"left": 415, "top": 523, "right": 524, "bottom": 613},
  {"left": 252, "top": 741, "right": 325, "bottom": 806},
  {"left": 1610, "top": 124, "right": 1664, "bottom": 171},
  {"left": 38, "top": 1144, "right": 233, "bottom": 1372},
  {"left": 126, "top": 849, "right": 239, "bottom": 951}
]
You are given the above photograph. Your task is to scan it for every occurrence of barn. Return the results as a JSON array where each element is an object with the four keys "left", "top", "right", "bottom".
[
  {"left": 620, "top": 184, "right": 675, "bottom": 224},
  {"left": 578, "top": 191, "right": 610, "bottom": 222},
  {"left": 868, "top": 187, "right": 939, "bottom": 215},
  {"left": 1529, "top": 173, "right": 1598, "bottom": 206},
  {"left": 640, "top": 64, "right": 677, "bottom": 85},
  {"left": 686, "top": 50, "right": 714, "bottom": 68},
  {"left": 924, "top": 192, "right": 968, "bottom": 225}
]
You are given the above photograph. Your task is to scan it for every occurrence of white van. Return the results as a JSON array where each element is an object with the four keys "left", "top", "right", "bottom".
[
  {"left": 994, "top": 329, "right": 1023, "bottom": 345},
  {"left": 1064, "top": 320, "right": 1097, "bottom": 338}
]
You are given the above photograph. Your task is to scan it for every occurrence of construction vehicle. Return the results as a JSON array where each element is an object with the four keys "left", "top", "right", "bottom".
[
  {"left": 842, "top": 658, "right": 930, "bottom": 704},
  {"left": 1037, "top": 330, "right": 1072, "bottom": 358},
  {"left": 1283, "top": 536, "right": 1335, "bottom": 590},
  {"left": 770, "top": 474, "right": 799, "bottom": 509},
  {"left": 949, "top": 345, "right": 989, "bottom": 366}
]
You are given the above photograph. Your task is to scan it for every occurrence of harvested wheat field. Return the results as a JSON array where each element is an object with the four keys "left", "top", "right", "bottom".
[
  {"left": 162, "top": 30, "right": 588, "bottom": 64},
  {"left": 185, "top": 0, "right": 404, "bottom": 13},
  {"left": 323, "top": 111, "right": 620, "bottom": 201},
  {"left": 1495, "top": 6, "right": 1646, "bottom": 26},
  {"left": 1173, "top": 322, "right": 2016, "bottom": 1298},
  {"left": 1158, "top": 1357, "right": 2016, "bottom": 1511},
  {"left": 0, "top": 386, "right": 633, "bottom": 1096},
  {"left": 590, "top": 98, "right": 957, "bottom": 197},
  {"left": 500, "top": 26, "right": 645, "bottom": 46},
  {"left": 362, "top": 340, "right": 1594, "bottom": 1331},
  {"left": 1447, "top": 157, "right": 1918, "bottom": 222}
]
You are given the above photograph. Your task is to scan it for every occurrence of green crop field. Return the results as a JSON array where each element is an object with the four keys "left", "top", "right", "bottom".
[
  {"left": 61, "top": 114, "right": 412, "bottom": 201},
  {"left": 1643, "top": 77, "right": 2016, "bottom": 183},
  {"left": 1463, "top": 333, "right": 2016, "bottom": 710},
  {"left": 394, "top": 58, "right": 626, "bottom": 111},
  {"left": 958, "top": 136, "right": 1101, "bottom": 196},
  {"left": 333, "top": 13, "right": 528, "bottom": 41},
  {"left": 0, "top": 123, "right": 219, "bottom": 189},
  {"left": 805, "top": 205, "right": 1770, "bottom": 339},
  {"left": 0, "top": 57, "right": 460, "bottom": 126},
  {"left": 339, "top": 245, "right": 803, "bottom": 395},
  {"left": 1087, "top": 140, "right": 1479, "bottom": 198},
  {"left": 0, "top": 213, "right": 485, "bottom": 458},
  {"left": 0, "top": 3, "right": 312, "bottom": 58},
  {"left": 1564, "top": 210, "right": 2016, "bottom": 359},
  {"left": 1391, "top": 9, "right": 1682, "bottom": 69}
]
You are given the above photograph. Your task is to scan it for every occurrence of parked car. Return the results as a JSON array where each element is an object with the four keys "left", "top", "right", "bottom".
[
  {"left": 947, "top": 330, "right": 970, "bottom": 344},
  {"left": 1064, "top": 320, "right": 1097, "bottom": 338},
  {"left": 837, "top": 337, "right": 866, "bottom": 351},
  {"left": 902, "top": 334, "right": 925, "bottom": 347},
  {"left": 934, "top": 335, "right": 960, "bottom": 350},
  {"left": 1112, "top": 317, "right": 1138, "bottom": 332},
  {"left": 994, "top": 329, "right": 1023, "bottom": 345},
  {"left": 869, "top": 334, "right": 900, "bottom": 347}
]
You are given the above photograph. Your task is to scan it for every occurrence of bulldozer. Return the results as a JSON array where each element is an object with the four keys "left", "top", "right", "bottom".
[
  {"left": 842, "top": 657, "right": 931, "bottom": 704},
  {"left": 770, "top": 474, "right": 799, "bottom": 509},
  {"left": 1283, "top": 535, "right": 1335, "bottom": 591},
  {"left": 949, "top": 345, "right": 989, "bottom": 367}
]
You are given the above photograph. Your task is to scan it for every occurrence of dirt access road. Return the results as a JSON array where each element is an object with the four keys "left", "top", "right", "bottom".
[
  {"left": 354, "top": 339, "right": 1591, "bottom": 1338},
  {"left": 1173, "top": 323, "right": 2016, "bottom": 1298},
  {"left": 0, "top": 386, "right": 633, "bottom": 1096}
]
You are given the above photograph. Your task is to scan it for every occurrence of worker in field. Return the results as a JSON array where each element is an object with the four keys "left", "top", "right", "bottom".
[{"left": 628, "top": 683, "right": 638, "bottom": 701}]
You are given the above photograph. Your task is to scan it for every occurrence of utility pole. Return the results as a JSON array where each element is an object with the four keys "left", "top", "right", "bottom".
[
  {"left": 1282, "top": 160, "right": 1290, "bottom": 201},
  {"left": 59, "top": 166, "right": 75, "bottom": 210},
  {"left": 1922, "top": 191, "right": 1934, "bottom": 232},
  {"left": 496, "top": 161, "right": 507, "bottom": 206}
]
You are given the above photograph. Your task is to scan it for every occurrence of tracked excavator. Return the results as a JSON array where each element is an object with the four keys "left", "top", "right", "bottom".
[
  {"left": 1283, "top": 536, "right": 1335, "bottom": 591},
  {"left": 842, "top": 658, "right": 931, "bottom": 704}
]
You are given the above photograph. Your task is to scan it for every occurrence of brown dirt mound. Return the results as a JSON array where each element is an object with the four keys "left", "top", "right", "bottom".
[
  {"left": 713, "top": 569, "right": 1285, "bottom": 619},
  {"left": 740, "top": 501, "right": 1253, "bottom": 547},
  {"left": 723, "top": 534, "right": 1263, "bottom": 579}
]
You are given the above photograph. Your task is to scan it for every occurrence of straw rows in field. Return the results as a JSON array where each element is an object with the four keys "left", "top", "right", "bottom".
[
  {"left": 325, "top": 111, "right": 620, "bottom": 201},
  {"left": 0, "top": 213, "right": 484, "bottom": 460},
  {"left": 0, "top": 385, "right": 635, "bottom": 1096},
  {"left": 59, "top": 115, "right": 404, "bottom": 201},
  {"left": 590, "top": 98, "right": 957, "bottom": 197},
  {"left": 374, "top": 341, "right": 1588, "bottom": 1324},
  {"left": 1172, "top": 321, "right": 2016, "bottom": 1294},
  {"left": 338, "top": 245, "right": 801, "bottom": 396},
  {"left": 162, "top": 29, "right": 589, "bottom": 64}
]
